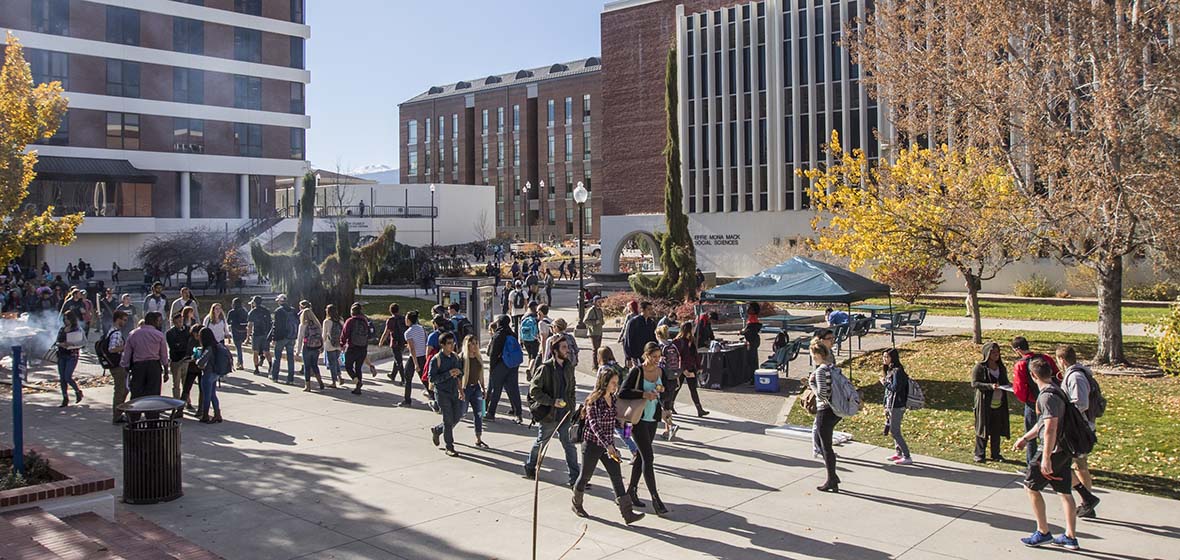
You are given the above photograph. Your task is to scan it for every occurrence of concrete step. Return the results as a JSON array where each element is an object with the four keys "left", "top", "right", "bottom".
[
  {"left": 1, "top": 508, "right": 122, "bottom": 560},
  {"left": 63, "top": 513, "right": 175, "bottom": 560},
  {"left": 114, "top": 511, "right": 223, "bottom": 560},
  {"left": 0, "top": 514, "right": 61, "bottom": 559}
]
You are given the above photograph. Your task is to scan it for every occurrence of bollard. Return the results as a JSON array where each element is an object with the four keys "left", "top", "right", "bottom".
[{"left": 11, "top": 345, "right": 24, "bottom": 475}]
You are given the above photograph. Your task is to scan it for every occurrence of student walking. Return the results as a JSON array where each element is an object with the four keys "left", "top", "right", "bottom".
[
  {"left": 429, "top": 332, "right": 464, "bottom": 457},
  {"left": 227, "top": 298, "right": 249, "bottom": 369},
  {"left": 1013, "top": 358, "right": 1080, "bottom": 551},
  {"left": 270, "top": 295, "right": 299, "bottom": 384},
  {"left": 1011, "top": 336, "right": 1061, "bottom": 469},
  {"left": 456, "top": 335, "right": 489, "bottom": 449},
  {"left": 246, "top": 296, "right": 273, "bottom": 375},
  {"left": 106, "top": 311, "right": 129, "bottom": 423},
  {"left": 809, "top": 342, "right": 842, "bottom": 493},
  {"left": 166, "top": 312, "right": 194, "bottom": 406},
  {"left": 203, "top": 303, "right": 231, "bottom": 345},
  {"left": 571, "top": 365, "right": 646, "bottom": 525},
  {"left": 672, "top": 321, "right": 708, "bottom": 417},
  {"left": 195, "top": 327, "right": 228, "bottom": 424},
  {"left": 322, "top": 305, "right": 344, "bottom": 389},
  {"left": 880, "top": 348, "right": 912, "bottom": 465},
  {"left": 623, "top": 302, "right": 656, "bottom": 367},
  {"left": 486, "top": 315, "right": 524, "bottom": 424},
  {"left": 655, "top": 325, "right": 681, "bottom": 441},
  {"left": 169, "top": 286, "right": 199, "bottom": 319},
  {"left": 120, "top": 312, "right": 169, "bottom": 399},
  {"left": 971, "top": 342, "right": 1011, "bottom": 462},
  {"left": 340, "top": 303, "right": 369, "bottom": 395},
  {"left": 1057, "top": 345, "right": 1102, "bottom": 519},
  {"left": 55, "top": 310, "right": 85, "bottom": 407},
  {"left": 380, "top": 303, "right": 406, "bottom": 385},
  {"left": 619, "top": 342, "right": 670, "bottom": 515},
  {"left": 295, "top": 302, "right": 325, "bottom": 392},
  {"left": 524, "top": 336, "right": 579, "bottom": 485},
  {"left": 519, "top": 302, "right": 541, "bottom": 366},
  {"left": 598, "top": 347, "right": 641, "bottom": 460},
  {"left": 401, "top": 311, "right": 428, "bottom": 407},
  {"left": 582, "top": 295, "right": 605, "bottom": 369},
  {"left": 143, "top": 282, "right": 168, "bottom": 317},
  {"left": 115, "top": 293, "right": 137, "bottom": 339}
]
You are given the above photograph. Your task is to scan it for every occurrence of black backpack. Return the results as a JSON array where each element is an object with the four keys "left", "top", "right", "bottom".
[
  {"left": 1074, "top": 366, "right": 1107, "bottom": 419},
  {"left": 1042, "top": 386, "right": 1097, "bottom": 458},
  {"left": 513, "top": 290, "right": 525, "bottom": 309},
  {"left": 455, "top": 317, "right": 474, "bottom": 341},
  {"left": 95, "top": 329, "right": 118, "bottom": 369}
]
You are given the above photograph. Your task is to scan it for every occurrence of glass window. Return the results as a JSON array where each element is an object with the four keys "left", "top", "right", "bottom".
[
  {"left": 548, "top": 207, "right": 556, "bottom": 226},
  {"left": 27, "top": 49, "right": 68, "bottom": 89},
  {"left": 565, "top": 170, "right": 573, "bottom": 196},
  {"left": 235, "top": 0, "right": 261, "bottom": 15},
  {"left": 565, "top": 97, "right": 573, "bottom": 125},
  {"left": 290, "top": 37, "right": 304, "bottom": 69},
  {"left": 173, "top": 68, "right": 204, "bottom": 104},
  {"left": 583, "top": 166, "right": 592, "bottom": 191},
  {"left": 513, "top": 138, "right": 520, "bottom": 166},
  {"left": 407, "top": 120, "right": 418, "bottom": 145},
  {"left": 173, "top": 17, "right": 203, "bottom": 54},
  {"left": 106, "top": 112, "right": 139, "bottom": 150},
  {"left": 584, "top": 205, "right": 592, "bottom": 234},
  {"left": 513, "top": 105, "right": 520, "bottom": 132},
  {"left": 481, "top": 144, "right": 488, "bottom": 169},
  {"left": 408, "top": 151, "right": 418, "bottom": 176},
  {"left": 106, "top": 6, "right": 140, "bottom": 46},
  {"left": 234, "top": 28, "right": 261, "bottom": 62},
  {"left": 547, "top": 100, "right": 555, "bottom": 127},
  {"left": 583, "top": 130, "right": 591, "bottom": 160},
  {"left": 32, "top": 0, "right": 69, "bottom": 36},
  {"left": 234, "top": 75, "right": 262, "bottom": 110},
  {"left": 497, "top": 140, "right": 504, "bottom": 167},
  {"left": 548, "top": 172, "right": 556, "bottom": 197},
  {"left": 565, "top": 132, "right": 573, "bottom": 161},
  {"left": 106, "top": 60, "right": 140, "bottom": 98},
  {"left": 583, "top": 94, "right": 591, "bottom": 123},
  {"left": 497, "top": 107, "right": 505, "bottom": 134},
  {"left": 290, "top": 0, "right": 304, "bottom": 23},
  {"left": 452, "top": 114, "right": 459, "bottom": 137},
  {"left": 36, "top": 109, "right": 68, "bottom": 146},
  {"left": 173, "top": 118, "right": 204, "bottom": 153},
  {"left": 234, "top": 123, "right": 262, "bottom": 157},
  {"left": 547, "top": 134, "right": 555, "bottom": 163},
  {"left": 425, "top": 118, "right": 432, "bottom": 143},
  {"left": 482, "top": 109, "right": 489, "bottom": 135},
  {"left": 565, "top": 207, "right": 574, "bottom": 235},
  {"left": 290, "top": 82, "right": 304, "bottom": 114}
]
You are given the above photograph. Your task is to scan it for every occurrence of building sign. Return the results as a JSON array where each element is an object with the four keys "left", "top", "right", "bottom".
[{"left": 693, "top": 233, "right": 741, "bottom": 247}]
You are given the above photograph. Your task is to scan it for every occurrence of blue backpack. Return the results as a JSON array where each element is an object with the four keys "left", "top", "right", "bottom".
[
  {"left": 502, "top": 335, "right": 524, "bottom": 368},
  {"left": 519, "top": 315, "right": 539, "bottom": 342}
]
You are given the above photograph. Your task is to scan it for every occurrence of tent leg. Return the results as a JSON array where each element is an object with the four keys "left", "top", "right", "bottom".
[
  {"left": 888, "top": 292, "right": 896, "bottom": 348},
  {"left": 847, "top": 303, "right": 854, "bottom": 382}
]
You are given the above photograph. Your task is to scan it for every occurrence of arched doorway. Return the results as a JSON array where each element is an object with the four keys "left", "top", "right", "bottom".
[{"left": 615, "top": 231, "right": 660, "bottom": 274}]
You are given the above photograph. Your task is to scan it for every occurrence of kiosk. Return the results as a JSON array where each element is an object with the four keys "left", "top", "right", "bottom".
[{"left": 436, "top": 276, "right": 498, "bottom": 347}]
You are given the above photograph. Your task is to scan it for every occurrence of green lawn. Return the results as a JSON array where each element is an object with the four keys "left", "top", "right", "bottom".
[
  {"left": 787, "top": 330, "right": 1180, "bottom": 500},
  {"left": 860, "top": 297, "right": 1169, "bottom": 325}
]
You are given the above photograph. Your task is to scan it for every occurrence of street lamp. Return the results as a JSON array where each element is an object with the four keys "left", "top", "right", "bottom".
[
  {"left": 429, "top": 183, "right": 436, "bottom": 253},
  {"left": 573, "top": 181, "right": 589, "bottom": 333},
  {"left": 522, "top": 181, "right": 532, "bottom": 243}
]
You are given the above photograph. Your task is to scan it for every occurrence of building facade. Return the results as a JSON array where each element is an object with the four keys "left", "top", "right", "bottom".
[
  {"left": 600, "top": 0, "right": 887, "bottom": 278},
  {"left": 398, "top": 59, "right": 602, "bottom": 243},
  {"left": 2, "top": 0, "right": 311, "bottom": 271}
]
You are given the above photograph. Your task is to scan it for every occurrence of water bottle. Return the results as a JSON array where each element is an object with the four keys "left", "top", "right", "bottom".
[{"left": 478, "top": 395, "right": 486, "bottom": 417}]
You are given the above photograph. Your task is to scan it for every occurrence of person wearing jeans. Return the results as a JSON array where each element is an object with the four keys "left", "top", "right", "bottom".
[
  {"left": 322, "top": 305, "right": 344, "bottom": 389},
  {"left": 295, "top": 303, "right": 325, "bottom": 392},
  {"left": 809, "top": 343, "right": 842, "bottom": 493},
  {"left": 880, "top": 348, "right": 912, "bottom": 465},
  {"left": 55, "top": 311, "right": 84, "bottom": 407},
  {"left": 456, "top": 335, "right": 489, "bottom": 449},
  {"left": 340, "top": 303, "right": 369, "bottom": 395},
  {"left": 402, "top": 310, "right": 427, "bottom": 407},
  {"left": 269, "top": 295, "right": 298, "bottom": 384},
  {"left": 195, "top": 327, "right": 223, "bottom": 423},
  {"left": 429, "top": 333, "right": 464, "bottom": 456},
  {"left": 1010, "top": 336, "right": 1060, "bottom": 469},
  {"left": 524, "top": 337, "right": 579, "bottom": 484},
  {"left": 486, "top": 315, "right": 523, "bottom": 423}
]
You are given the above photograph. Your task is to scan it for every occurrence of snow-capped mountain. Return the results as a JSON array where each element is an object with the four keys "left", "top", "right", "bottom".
[{"left": 350, "top": 164, "right": 400, "bottom": 184}]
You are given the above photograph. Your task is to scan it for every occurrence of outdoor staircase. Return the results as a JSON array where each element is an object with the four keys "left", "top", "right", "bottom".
[
  {"left": 232, "top": 214, "right": 284, "bottom": 247},
  {"left": 0, "top": 507, "right": 222, "bottom": 560}
]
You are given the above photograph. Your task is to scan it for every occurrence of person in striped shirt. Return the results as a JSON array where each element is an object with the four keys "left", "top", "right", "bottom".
[{"left": 401, "top": 310, "right": 428, "bottom": 407}]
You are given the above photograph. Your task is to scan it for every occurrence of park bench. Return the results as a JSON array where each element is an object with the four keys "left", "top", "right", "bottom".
[
  {"left": 880, "top": 309, "right": 928, "bottom": 338},
  {"left": 849, "top": 316, "right": 874, "bottom": 349},
  {"left": 761, "top": 336, "right": 808, "bottom": 376}
]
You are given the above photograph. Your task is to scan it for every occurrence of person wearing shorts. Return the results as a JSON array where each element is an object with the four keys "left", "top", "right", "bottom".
[{"left": 1014, "top": 358, "right": 1079, "bottom": 551}]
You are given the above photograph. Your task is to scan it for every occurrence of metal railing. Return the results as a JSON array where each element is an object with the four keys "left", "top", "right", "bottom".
[{"left": 276, "top": 204, "right": 438, "bottom": 219}]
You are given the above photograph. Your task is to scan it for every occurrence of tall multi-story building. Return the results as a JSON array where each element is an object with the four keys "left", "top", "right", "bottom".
[
  {"left": 2, "top": 0, "right": 311, "bottom": 270},
  {"left": 600, "top": 0, "right": 886, "bottom": 277},
  {"left": 398, "top": 58, "right": 602, "bottom": 242}
]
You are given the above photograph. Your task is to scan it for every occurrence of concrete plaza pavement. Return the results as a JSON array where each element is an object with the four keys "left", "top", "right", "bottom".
[{"left": 2, "top": 364, "right": 1175, "bottom": 560}]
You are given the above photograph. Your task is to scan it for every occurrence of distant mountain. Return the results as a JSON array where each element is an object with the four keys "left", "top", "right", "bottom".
[{"left": 350, "top": 164, "right": 400, "bottom": 184}]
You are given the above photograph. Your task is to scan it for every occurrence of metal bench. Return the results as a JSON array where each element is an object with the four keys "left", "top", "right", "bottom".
[
  {"left": 849, "top": 316, "right": 874, "bottom": 349},
  {"left": 761, "top": 336, "right": 807, "bottom": 376},
  {"left": 880, "top": 309, "right": 927, "bottom": 338}
]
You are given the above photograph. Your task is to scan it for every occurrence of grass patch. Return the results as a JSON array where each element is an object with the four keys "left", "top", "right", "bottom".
[
  {"left": 860, "top": 297, "right": 1168, "bottom": 325},
  {"left": 787, "top": 330, "right": 1180, "bottom": 500}
]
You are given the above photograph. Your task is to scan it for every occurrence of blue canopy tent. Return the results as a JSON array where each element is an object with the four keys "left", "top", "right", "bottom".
[{"left": 701, "top": 257, "right": 896, "bottom": 371}]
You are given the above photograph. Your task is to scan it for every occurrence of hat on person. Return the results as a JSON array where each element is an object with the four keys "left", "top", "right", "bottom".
[{"left": 275, "top": 294, "right": 287, "bottom": 303}]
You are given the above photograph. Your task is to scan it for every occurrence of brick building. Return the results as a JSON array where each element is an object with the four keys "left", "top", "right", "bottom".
[
  {"left": 2, "top": 0, "right": 310, "bottom": 271},
  {"left": 398, "top": 58, "right": 602, "bottom": 243}
]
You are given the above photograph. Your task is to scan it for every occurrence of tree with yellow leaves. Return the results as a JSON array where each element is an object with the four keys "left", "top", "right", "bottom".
[
  {"left": 0, "top": 33, "right": 82, "bottom": 263},
  {"left": 801, "top": 133, "right": 1032, "bottom": 344}
]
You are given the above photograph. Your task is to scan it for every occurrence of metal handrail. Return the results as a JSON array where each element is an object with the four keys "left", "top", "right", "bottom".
[{"left": 276, "top": 205, "right": 438, "bottom": 219}]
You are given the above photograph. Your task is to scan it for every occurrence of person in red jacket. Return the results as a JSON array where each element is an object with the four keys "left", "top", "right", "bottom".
[{"left": 1010, "top": 336, "right": 1060, "bottom": 469}]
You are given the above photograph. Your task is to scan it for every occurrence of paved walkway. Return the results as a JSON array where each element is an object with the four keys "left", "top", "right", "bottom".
[{"left": 2, "top": 370, "right": 1174, "bottom": 559}]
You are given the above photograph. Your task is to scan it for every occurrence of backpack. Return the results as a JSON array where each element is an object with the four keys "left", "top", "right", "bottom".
[
  {"left": 348, "top": 318, "right": 369, "bottom": 347},
  {"left": 1069, "top": 365, "right": 1107, "bottom": 420},
  {"left": 822, "top": 365, "right": 862, "bottom": 418},
  {"left": 95, "top": 329, "right": 118, "bottom": 369},
  {"left": 327, "top": 319, "right": 343, "bottom": 346},
  {"left": 284, "top": 309, "right": 299, "bottom": 339},
  {"left": 304, "top": 321, "right": 323, "bottom": 349},
  {"left": 519, "top": 315, "right": 539, "bottom": 342},
  {"left": 661, "top": 340, "right": 681, "bottom": 371},
  {"left": 502, "top": 335, "right": 524, "bottom": 368},
  {"left": 512, "top": 290, "right": 526, "bottom": 309},
  {"left": 906, "top": 378, "right": 926, "bottom": 410},
  {"left": 454, "top": 317, "right": 474, "bottom": 341},
  {"left": 1042, "top": 386, "right": 1097, "bottom": 458},
  {"left": 216, "top": 344, "right": 233, "bottom": 376}
]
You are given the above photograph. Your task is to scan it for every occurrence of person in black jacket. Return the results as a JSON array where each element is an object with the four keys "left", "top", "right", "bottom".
[
  {"left": 971, "top": 341, "right": 1011, "bottom": 462},
  {"left": 618, "top": 342, "right": 673, "bottom": 516},
  {"left": 623, "top": 302, "right": 657, "bottom": 367},
  {"left": 880, "top": 348, "right": 912, "bottom": 465},
  {"left": 484, "top": 315, "right": 523, "bottom": 424}
]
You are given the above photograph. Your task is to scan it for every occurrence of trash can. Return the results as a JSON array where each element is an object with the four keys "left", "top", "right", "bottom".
[
  {"left": 117, "top": 396, "right": 185, "bottom": 504},
  {"left": 754, "top": 368, "right": 780, "bottom": 393}
]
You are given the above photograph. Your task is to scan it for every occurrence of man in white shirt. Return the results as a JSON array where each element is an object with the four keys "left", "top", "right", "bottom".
[
  {"left": 170, "top": 286, "right": 199, "bottom": 318},
  {"left": 143, "top": 282, "right": 168, "bottom": 317}
]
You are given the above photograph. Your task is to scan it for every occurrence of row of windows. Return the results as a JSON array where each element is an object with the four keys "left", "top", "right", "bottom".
[
  {"left": 27, "top": 49, "right": 306, "bottom": 115},
  {"left": 494, "top": 201, "right": 594, "bottom": 234},
  {"left": 173, "top": 0, "right": 305, "bottom": 22},
  {"left": 32, "top": 1, "right": 304, "bottom": 68},
  {"left": 545, "top": 96, "right": 592, "bottom": 128},
  {"left": 96, "top": 111, "right": 304, "bottom": 158}
]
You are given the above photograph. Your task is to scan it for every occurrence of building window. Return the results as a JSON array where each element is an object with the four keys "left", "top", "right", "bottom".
[
  {"left": 425, "top": 118, "right": 432, "bottom": 144},
  {"left": 548, "top": 207, "right": 556, "bottom": 226},
  {"left": 513, "top": 138, "right": 520, "bottom": 166},
  {"left": 234, "top": 28, "right": 261, "bottom": 62},
  {"left": 583, "top": 94, "right": 591, "bottom": 123},
  {"left": 291, "top": 0, "right": 304, "bottom": 23},
  {"left": 105, "top": 60, "right": 140, "bottom": 98},
  {"left": 481, "top": 109, "right": 489, "bottom": 136},
  {"left": 172, "top": 118, "right": 204, "bottom": 153},
  {"left": 173, "top": 68, "right": 204, "bottom": 104},
  {"left": 497, "top": 140, "right": 504, "bottom": 167},
  {"left": 290, "top": 128, "right": 305, "bottom": 159},
  {"left": 481, "top": 144, "right": 488, "bottom": 169},
  {"left": 290, "top": 82, "right": 304, "bottom": 114},
  {"left": 583, "top": 130, "right": 591, "bottom": 160},
  {"left": 547, "top": 100, "right": 555, "bottom": 128},
  {"left": 513, "top": 104, "right": 520, "bottom": 132},
  {"left": 290, "top": 37, "right": 304, "bottom": 69},
  {"left": 565, "top": 97, "right": 573, "bottom": 126},
  {"left": 106, "top": 6, "right": 140, "bottom": 46},
  {"left": 565, "top": 170, "right": 573, "bottom": 196},
  {"left": 547, "top": 134, "right": 555, "bottom": 164},
  {"left": 565, "top": 132, "right": 573, "bottom": 161},
  {"left": 105, "top": 112, "right": 139, "bottom": 150},
  {"left": 407, "top": 120, "right": 418, "bottom": 145},
  {"left": 36, "top": 109, "right": 68, "bottom": 146},
  {"left": 173, "top": 17, "right": 203, "bottom": 54},
  {"left": 548, "top": 171, "right": 556, "bottom": 198},
  {"left": 234, "top": 75, "right": 262, "bottom": 109},
  {"left": 583, "top": 166, "right": 592, "bottom": 191},
  {"left": 566, "top": 207, "right": 574, "bottom": 235},
  {"left": 584, "top": 206, "right": 592, "bottom": 234},
  {"left": 27, "top": 49, "right": 68, "bottom": 89},
  {"left": 408, "top": 150, "right": 418, "bottom": 176},
  {"left": 497, "top": 107, "right": 505, "bottom": 134},
  {"left": 233, "top": 123, "right": 262, "bottom": 157},
  {"left": 235, "top": 0, "right": 261, "bottom": 15},
  {"left": 32, "top": 0, "right": 69, "bottom": 36}
]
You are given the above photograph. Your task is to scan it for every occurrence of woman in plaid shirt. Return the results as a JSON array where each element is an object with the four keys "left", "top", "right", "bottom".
[{"left": 571, "top": 366, "right": 646, "bottom": 525}]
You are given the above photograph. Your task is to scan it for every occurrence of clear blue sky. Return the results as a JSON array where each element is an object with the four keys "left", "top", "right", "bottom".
[{"left": 306, "top": 0, "right": 604, "bottom": 172}]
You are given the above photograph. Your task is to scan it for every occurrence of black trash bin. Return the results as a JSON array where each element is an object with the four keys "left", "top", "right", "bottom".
[{"left": 117, "top": 396, "right": 185, "bottom": 504}]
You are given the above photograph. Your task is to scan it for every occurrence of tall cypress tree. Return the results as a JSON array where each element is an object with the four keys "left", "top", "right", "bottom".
[{"left": 631, "top": 44, "right": 697, "bottom": 300}]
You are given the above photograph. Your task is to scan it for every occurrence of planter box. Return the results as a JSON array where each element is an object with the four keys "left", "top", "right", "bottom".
[{"left": 0, "top": 445, "right": 116, "bottom": 520}]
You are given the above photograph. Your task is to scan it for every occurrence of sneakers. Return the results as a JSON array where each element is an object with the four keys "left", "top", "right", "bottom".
[
  {"left": 894, "top": 457, "right": 913, "bottom": 466},
  {"left": 1052, "top": 535, "right": 1080, "bottom": 551},
  {"left": 668, "top": 425, "right": 680, "bottom": 441},
  {"left": 887, "top": 454, "right": 901, "bottom": 462},
  {"left": 1021, "top": 530, "right": 1054, "bottom": 547},
  {"left": 1077, "top": 497, "right": 1101, "bottom": 519}
]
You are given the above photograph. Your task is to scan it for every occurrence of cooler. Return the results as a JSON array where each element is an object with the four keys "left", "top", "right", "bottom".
[{"left": 754, "top": 368, "right": 780, "bottom": 393}]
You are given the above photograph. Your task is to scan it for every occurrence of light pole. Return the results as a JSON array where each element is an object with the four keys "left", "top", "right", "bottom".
[
  {"left": 573, "top": 181, "right": 589, "bottom": 333},
  {"left": 429, "top": 183, "right": 436, "bottom": 253},
  {"left": 522, "top": 181, "right": 532, "bottom": 243}
]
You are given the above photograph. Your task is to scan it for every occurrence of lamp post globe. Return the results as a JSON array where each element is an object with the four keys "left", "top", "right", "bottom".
[{"left": 573, "top": 181, "right": 589, "bottom": 333}]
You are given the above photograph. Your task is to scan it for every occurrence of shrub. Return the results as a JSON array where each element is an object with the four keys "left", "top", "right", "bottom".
[
  {"left": 599, "top": 290, "right": 779, "bottom": 323},
  {"left": 0, "top": 451, "right": 53, "bottom": 491},
  {"left": 1064, "top": 266, "right": 1098, "bottom": 297},
  {"left": 872, "top": 261, "right": 943, "bottom": 303},
  {"left": 1013, "top": 274, "right": 1058, "bottom": 298},
  {"left": 1126, "top": 282, "right": 1180, "bottom": 302},
  {"left": 1151, "top": 298, "right": 1180, "bottom": 376}
]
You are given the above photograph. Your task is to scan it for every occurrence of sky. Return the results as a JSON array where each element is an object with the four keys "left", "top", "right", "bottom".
[{"left": 305, "top": 0, "right": 604, "bottom": 173}]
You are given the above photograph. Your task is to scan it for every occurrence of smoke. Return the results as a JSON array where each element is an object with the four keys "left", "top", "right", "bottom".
[{"left": 0, "top": 312, "right": 62, "bottom": 365}]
